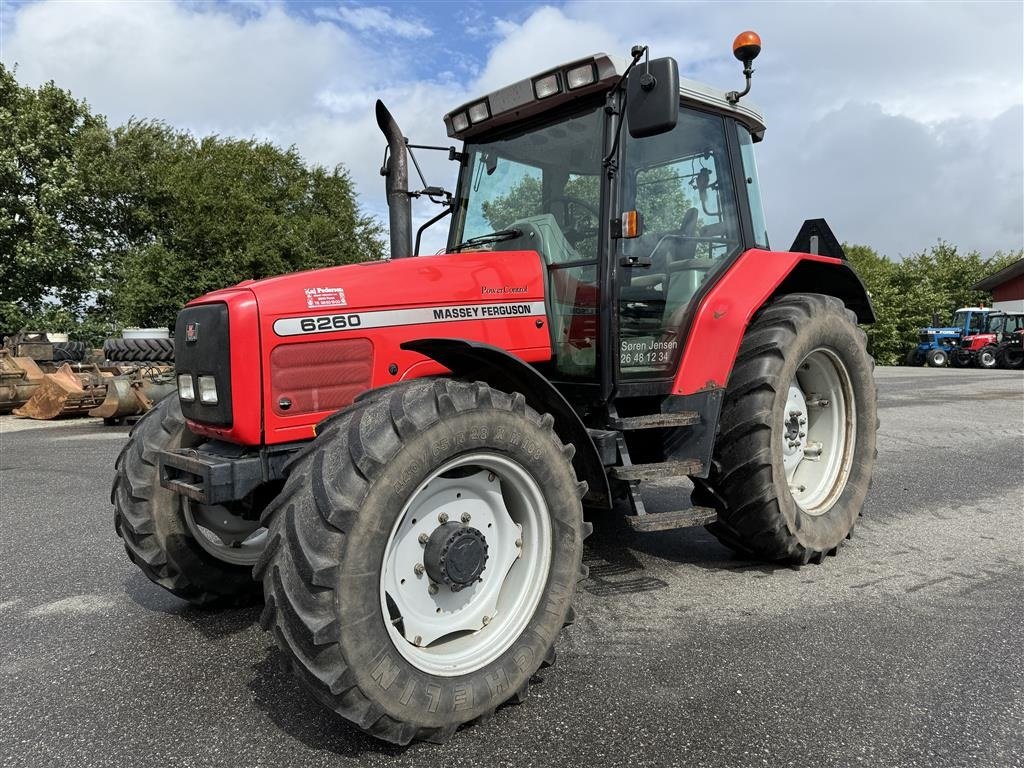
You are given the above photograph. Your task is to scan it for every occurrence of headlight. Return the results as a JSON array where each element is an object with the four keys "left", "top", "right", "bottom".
[
  {"left": 177, "top": 374, "right": 195, "bottom": 402},
  {"left": 467, "top": 101, "right": 490, "bottom": 124},
  {"left": 533, "top": 73, "right": 560, "bottom": 99},
  {"left": 566, "top": 63, "right": 596, "bottom": 90},
  {"left": 451, "top": 112, "right": 469, "bottom": 133},
  {"left": 197, "top": 375, "right": 218, "bottom": 405}
]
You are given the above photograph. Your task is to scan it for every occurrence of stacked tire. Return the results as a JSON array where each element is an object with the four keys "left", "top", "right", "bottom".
[
  {"left": 104, "top": 337, "right": 174, "bottom": 363},
  {"left": 52, "top": 341, "right": 86, "bottom": 362}
]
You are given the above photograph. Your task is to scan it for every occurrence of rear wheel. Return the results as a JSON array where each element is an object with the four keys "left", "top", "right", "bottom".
[
  {"left": 256, "top": 379, "right": 588, "bottom": 744},
  {"left": 926, "top": 348, "right": 948, "bottom": 367},
  {"left": 950, "top": 348, "right": 972, "bottom": 368},
  {"left": 112, "top": 395, "right": 264, "bottom": 604},
  {"left": 998, "top": 345, "right": 1024, "bottom": 370},
  {"left": 904, "top": 349, "right": 921, "bottom": 366},
  {"left": 693, "top": 294, "right": 877, "bottom": 563},
  {"left": 977, "top": 346, "right": 998, "bottom": 369}
]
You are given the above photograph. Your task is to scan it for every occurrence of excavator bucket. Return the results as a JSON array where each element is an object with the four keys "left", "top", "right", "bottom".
[
  {"left": 0, "top": 354, "right": 46, "bottom": 414},
  {"left": 12, "top": 363, "right": 108, "bottom": 420},
  {"left": 89, "top": 373, "right": 174, "bottom": 422}
]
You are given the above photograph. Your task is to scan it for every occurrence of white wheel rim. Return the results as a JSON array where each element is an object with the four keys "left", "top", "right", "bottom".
[
  {"left": 182, "top": 498, "right": 267, "bottom": 566},
  {"left": 781, "top": 348, "right": 857, "bottom": 516},
  {"left": 380, "top": 452, "right": 552, "bottom": 677}
]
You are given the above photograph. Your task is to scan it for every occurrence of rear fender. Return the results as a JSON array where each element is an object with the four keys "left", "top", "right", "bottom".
[
  {"left": 672, "top": 250, "right": 874, "bottom": 395},
  {"left": 401, "top": 338, "right": 611, "bottom": 508}
]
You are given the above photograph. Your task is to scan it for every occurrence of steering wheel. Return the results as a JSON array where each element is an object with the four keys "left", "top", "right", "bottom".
[{"left": 549, "top": 195, "right": 600, "bottom": 247}]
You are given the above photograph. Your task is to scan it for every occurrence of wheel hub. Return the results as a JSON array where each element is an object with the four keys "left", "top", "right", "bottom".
[{"left": 424, "top": 522, "right": 489, "bottom": 589}]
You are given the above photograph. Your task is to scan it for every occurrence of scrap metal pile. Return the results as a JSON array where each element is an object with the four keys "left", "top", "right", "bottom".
[{"left": 1, "top": 332, "right": 176, "bottom": 423}]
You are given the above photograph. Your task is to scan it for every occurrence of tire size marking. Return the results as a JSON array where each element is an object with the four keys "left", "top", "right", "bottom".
[{"left": 272, "top": 301, "right": 546, "bottom": 337}]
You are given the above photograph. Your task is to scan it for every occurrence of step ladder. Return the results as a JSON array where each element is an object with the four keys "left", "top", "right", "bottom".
[{"left": 607, "top": 406, "right": 717, "bottom": 532}]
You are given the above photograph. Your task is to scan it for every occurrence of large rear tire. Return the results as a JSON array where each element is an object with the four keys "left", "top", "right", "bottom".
[
  {"left": 950, "top": 348, "right": 972, "bottom": 368},
  {"left": 112, "top": 395, "right": 263, "bottom": 605},
  {"left": 693, "top": 294, "right": 877, "bottom": 564},
  {"left": 255, "top": 378, "right": 589, "bottom": 744},
  {"left": 998, "top": 345, "right": 1024, "bottom": 370}
]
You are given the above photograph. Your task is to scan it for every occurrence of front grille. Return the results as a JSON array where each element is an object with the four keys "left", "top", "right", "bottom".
[
  {"left": 174, "top": 303, "right": 233, "bottom": 426},
  {"left": 918, "top": 333, "right": 932, "bottom": 344},
  {"left": 270, "top": 338, "right": 373, "bottom": 416}
]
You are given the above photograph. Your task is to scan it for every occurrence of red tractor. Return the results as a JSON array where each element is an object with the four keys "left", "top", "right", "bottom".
[
  {"left": 113, "top": 35, "right": 877, "bottom": 744},
  {"left": 952, "top": 311, "right": 1024, "bottom": 368}
]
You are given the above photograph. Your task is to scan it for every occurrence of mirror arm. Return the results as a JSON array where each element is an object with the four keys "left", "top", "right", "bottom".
[{"left": 414, "top": 206, "right": 453, "bottom": 257}]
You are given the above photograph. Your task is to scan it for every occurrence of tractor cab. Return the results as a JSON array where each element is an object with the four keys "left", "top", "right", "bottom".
[{"left": 437, "top": 50, "right": 769, "bottom": 392}]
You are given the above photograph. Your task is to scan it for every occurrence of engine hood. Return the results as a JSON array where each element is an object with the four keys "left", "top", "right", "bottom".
[{"left": 203, "top": 252, "right": 548, "bottom": 319}]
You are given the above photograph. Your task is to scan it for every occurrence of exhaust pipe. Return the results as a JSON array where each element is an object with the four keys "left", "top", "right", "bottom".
[{"left": 375, "top": 100, "right": 412, "bottom": 259}]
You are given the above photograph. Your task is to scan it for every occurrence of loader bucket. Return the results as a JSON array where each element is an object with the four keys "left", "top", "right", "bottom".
[
  {"left": 0, "top": 355, "right": 45, "bottom": 415},
  {"left": 13, "top": 363, "right": 108, "bottom": 420},
  {"left": 89, "top": 367, "right": 176, "bottom": 422}
]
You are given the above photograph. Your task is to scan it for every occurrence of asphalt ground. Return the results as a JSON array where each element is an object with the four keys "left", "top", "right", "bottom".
[{"left": 1, "top": 367, "right": 1022, "bottom": 768}]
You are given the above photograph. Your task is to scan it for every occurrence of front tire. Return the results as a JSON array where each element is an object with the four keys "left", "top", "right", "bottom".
[
  {"left": 694, "top": 294, "right": 877, "bottom": 563},
  {"left": 255, "top": 379, "right": 588, "bottom": 744},
  {"left": 926, "top": 348, "right": 948, "bottom": 367},
  {"left": 977, "top": 346, "right": 998, "bottom": 369},
  {"left": 112, "top": 396, "right": 263, "bottom": 605}
]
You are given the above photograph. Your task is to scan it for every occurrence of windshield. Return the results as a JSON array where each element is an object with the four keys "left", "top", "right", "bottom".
[
  {"left": 449, "top": 103, "right": 604, "bottom": 261},
  {"left": 952, "top": 311, "right": 987, "bottom": 332}
]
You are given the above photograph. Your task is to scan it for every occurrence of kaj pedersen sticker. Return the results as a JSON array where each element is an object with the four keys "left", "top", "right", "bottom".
[{"left": 304, "top": 287, "right": 347, "bottom": 309}]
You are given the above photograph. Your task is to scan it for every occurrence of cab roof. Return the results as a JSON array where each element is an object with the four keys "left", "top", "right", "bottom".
[{"left": 444, "top": 52, "right": 767, "bottom": 142}]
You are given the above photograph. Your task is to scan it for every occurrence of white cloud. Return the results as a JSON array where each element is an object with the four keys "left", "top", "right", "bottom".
[
  {"left": 2, "top": 0, "right": 1021, "bottom": 258},
  {"left": 318, "top": 4, "right": 432, "bottom": 39}
]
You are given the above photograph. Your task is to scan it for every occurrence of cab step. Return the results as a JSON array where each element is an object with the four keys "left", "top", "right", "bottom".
[
  {"left": 608, "top": 411, "right": 700, "bottom": 430},
  {"left": 608, "top": 459, "right": 703, "bottom": 481},
  {"left": 627, "top": 506, "right": 718, "bottom": 532}
]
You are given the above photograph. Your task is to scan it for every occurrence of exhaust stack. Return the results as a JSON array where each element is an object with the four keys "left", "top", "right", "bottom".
[{"left": 375, "top": 100, "right": 413, "bottom": 259}]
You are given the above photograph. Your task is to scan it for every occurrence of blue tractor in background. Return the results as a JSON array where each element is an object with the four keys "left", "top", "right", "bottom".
[{"left": 905, "top": 307, "right": 995, "bottom": 367}]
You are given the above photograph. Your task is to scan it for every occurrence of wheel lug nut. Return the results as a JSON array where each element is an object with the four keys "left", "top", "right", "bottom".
[
  {"left": 487, "top": 472, "right": 496, "bottom": 482},
  {"left": 438, "top": 512, "right": 449, "bottom": 524},
  {"left": 515, "top": 538, "right": 522, "bottom": 548},
  {"left": 418, "top": 532, "right": 428, "bottom": 545},
  {"left": 414, "top": 635, "right": 423, "bottom": 646},
  {"left": 461, "top": 512, "right": 471, "bottom": 523},
  {"left": 414, "top": 563, "right": 425, "bottom": 576},
  {"left": 482, "top": 615, "right": 491, "bottom": 626},
  {"left": 428, "top": 583, "right": 438, "bottom": 595}
]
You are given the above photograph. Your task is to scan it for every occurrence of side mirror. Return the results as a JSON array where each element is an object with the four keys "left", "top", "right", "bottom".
[{"left": 626, "top": 56, "right": 679, "bottom": 138}]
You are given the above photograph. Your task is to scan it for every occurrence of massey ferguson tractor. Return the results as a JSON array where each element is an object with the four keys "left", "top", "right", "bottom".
[{"left": 113, "top": 34, "right": 878, "bottom": 744}]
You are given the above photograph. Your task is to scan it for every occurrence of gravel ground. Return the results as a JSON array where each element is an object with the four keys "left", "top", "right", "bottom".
[{"left": 1, "top": 366, "right": 1021, "bottom": 768}]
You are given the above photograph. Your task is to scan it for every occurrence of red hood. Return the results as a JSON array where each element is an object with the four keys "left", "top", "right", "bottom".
[{"left": 194, "top": 252, "right": 547, "bottom": 317}]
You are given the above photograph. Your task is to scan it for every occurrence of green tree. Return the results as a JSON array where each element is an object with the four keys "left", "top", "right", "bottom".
[
  {"left": 481, "top": 166, "right": 688, "bottom": 235},
  {"left": 0, "top": 63, "right": 110, "bottom": 335},
  {"left": 101, "top": 121, "right": 384, "bottom": 328},
  {"left": 846, "top": 241, "right": 1021, "bottom": 365},
  {"left": 1, "top": 64, "right": 384, "bottom": 340}
]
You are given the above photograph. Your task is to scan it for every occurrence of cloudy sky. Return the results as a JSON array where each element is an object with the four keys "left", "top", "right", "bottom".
[{"left": 2, "top": 0, "right": 1021, "bottom": 258}]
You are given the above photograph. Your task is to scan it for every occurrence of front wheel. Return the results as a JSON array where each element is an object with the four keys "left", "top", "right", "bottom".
[
  {"left": 693, "top": 294, "right": 877, "bottom": 563},
  {"left": 255, "top": 379, "right": 588, "bottom": 744},
  {"left": 926, "top": 348, "right": 948, "bottom": 367},
  {"left": 112, "top": 396, "right": 264, "bottom": 604},
  {"left": 977, "top": 346, "right": 998, "bottom": 369}
]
